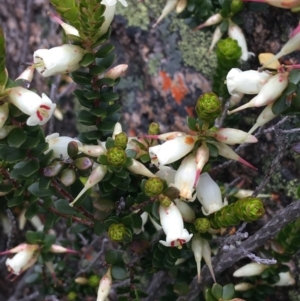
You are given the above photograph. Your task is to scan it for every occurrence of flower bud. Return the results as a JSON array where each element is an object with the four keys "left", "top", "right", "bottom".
[
  {"left": 248, "top": 104, "right": 277, "bottom": 135},
  {"left": 159, "top": 195, "right": 172, "bottom": 207},
  {"left": 49, "top": 244, "right": 79, "bottom": 254},
  {"left": 153, "top": 0, "right": 178, "bottom": 28},
  {"left": 174, "top": 199, "right": 196, "bottom": 223},
  {"left": 211, "top": 128, "right": 258, "bottom": 145},
  {"left": 108, "top": 223, "right": 126, "bottom": 242},
  {"left": 78, "top": 144, "right": 106, "bottom": 158},
  {"left": 216, "top": 38, "right": 242, "bottom": 62},
  {"left": 209, "top": 26, "right": 224, "bottom": 53},
  {"left": 144, "top": 177, "right": 164, "bottom": 196},
  {"left": 75, "top": 277, "right": 89, "bottom": 285},
  {"left": 104, "top": 64, "right": 128, "bottom": 79},
  {"left": 228, "top": 72, "right": 288, "bottom": 114},
  {"left": 194, "top": 218, "right": 211, "bottom": 233},
  {"left": 67, "top": 292, "right": 77, "bottom": 301},
  {"left": 176, "top": 0, "right": 187, "bottom": 13},
  {"left": 61, "top": 168, "right": 76, "bottom": 187},
  {"left": 234, "top": 282, "right": 254, "bottom": 291},
  {"left": 49, "top": 13, "right": 80, "bottom": 37},
  {"left": 195, "top": 142, "right": 209, "bottom": 186},
  {"left": 43, "top": 161, "right": 66, "bottom": 177},
  {"left": 273, "top": 271, "right": 295, "bottom": 286},
  {"left": 97, "top": 267, "right": 112, "bottom": 301},
  {"left": 107, "top": 147, "right": 127, "bottom": 166},
  {"left": 228, "top": 20, "right": 250, "bottom": 61},
  {"left": 231, "top": 0, "right": 244, "bottom": 13},
  {"left": 194, "top": 13, "right": 223, "bottom": 31},
  {"left": 15, "top": 66, "right": 35, "bottom": 85},
  {"left": 233, "top": 262, "right": 268, "bottom": 277},
  {"left": 89, "top": 275, "right": 101, "bottom": 287},
  {"left": 195, "top": 92, "right": 222, "bottom": 123},
  {"left": 148, "top": 122, "right": 160, "bottom": 135},
  {"left": 115, "top": 132, "right": 128, "bottom": 149},
  {"left": 112, "top": 122, "right": 122, "bottom": 139},
  {"left": 68, "top": 141, "right": 79, "bottom": 158},
  {"left": 74, "top": 157, "right": 93, "bottom": 170},
  {"left": 127, "top": 159, "right": 156, "bottom": 177}
]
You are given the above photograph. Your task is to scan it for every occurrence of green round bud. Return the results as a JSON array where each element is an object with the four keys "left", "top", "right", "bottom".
[
  {"left": 231, "top": 0, "right": 244, "bottom": 14},
  {"left": 107, "top": 147, "right": 127, "bottom": 166},
  {"left": 195, "top": 92, "right": 222, "bottom": 123},
  {"left": 216, "top": 38, "right": 242, "bottom": 62},
  {"left": 148, "top": 122, "right": 160, "bottom": 135},
  {"left": 108, "top": 223, "right": 126, "bottom": 242},
  {"left": 68, "top": 141, "right": 79, "bottom": 158},
  {"left": 158, "top": 194, "right": 172, "bottom": 207},
  {"left": 115, "top": 132, "right": 128, "bottom": 149},
  {"left": 194, "top": 218, "right": 211, "bottom": 233},
  {"left": 67, "top": 292, "right": 77, "bottom": 301},
  {"left": 144, "top": 177, "right": 164, "bottom": 197},
  {"left": 88, "top": 275, "right": 100, "bottom": 287},
  {"left": 240, "top": 197, "right": 265, "bottom": 222}
]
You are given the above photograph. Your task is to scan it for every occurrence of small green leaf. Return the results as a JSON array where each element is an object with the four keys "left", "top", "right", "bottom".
[
  {"left": 25, "top": 272, "right": 40, "bottom": 284},
  {"left": 78, "top": 110, "right": 97, "bottom": 126},
  {"left": 105, "top": 250, "right": 123, "bottom": 264},
  {"left": 97, "top": 121, "right": 116, "bottom": 131},
  {"left": 25, "top": 203, "right": 39, "bottom": 219},
  {"left": 96, "top": 77, "right": 116, "bottom": 88},
  {"left": 272, "top": 94, "right": 289, "bottom": 115},
  {"left": 98, "top": 53, "right": 116, "bottom": 69},
  {"left": 219, "top": 19, "right": 229, "bottom": 32},
  {"left": 69, "top": 223, "right": 89, "bottom": 234},
  {"left": 80, "top": 53, "right": 95, "bottom": 67},
  {"left": 111, "top": 265, "right": 128, "bottom": 280},
  {"left": 222, "top": 283, "right": 235, "bottom": 300},
  {"left": 90, "top": 65, "right": 106, "bottom": 75},
  {"left": 100, "top": 92, "right": 119, "bottom": 102},
  {"left": 211, "top": 283, "right": 223, "bottom": 299},
  {"left": 7, "top": 128, "right": 26, "bottom": 147},
  {"left": 131, "top": 213, "right": 142, "bottom": 228},
  {"left": 205, "top": 289, "right": 217, "bottom": 301},
  {"left": 20, "top": 160, "right": 40, "bottom": 177},
  {"left": 70, "top": 71, "right": 93, "bottom": 85},
  {"left": 28, "top": 182, "right": 55, "bottom": 197},
  {"left": 187, "top": 117, "right": 197, "bottom": 131},
  {"left": 94, "top": 220, "right": 105, "bottom": 235},
  {"left": 0, "top": 27, "right": 8, "bottom": 88},
  {"left": 95, "top": 44, "right": 115, "bottom": 58},
  {"left": 26, "top": 230, "right": 45, "bottom": 244},
  {"left": 207, "top": 143, "right": 218, "bottom": 158},
  {"left": 54, "top": 199, "right": 77, "bottom": 215}
]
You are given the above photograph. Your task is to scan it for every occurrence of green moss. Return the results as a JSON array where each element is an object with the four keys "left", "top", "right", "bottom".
[{"left": 147, "top": 53, "right": 164, "bottom": 76}]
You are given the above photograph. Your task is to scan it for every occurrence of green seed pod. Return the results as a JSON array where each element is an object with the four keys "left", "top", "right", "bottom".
[
  {"left": 231, "top": 0, "right": 244, "bottom": 14},
  {"left": 107, "top": 147, "right": 127, "bottom": 166},
  {"left": 67, "top": 292, "right": 77, "bottom": 301},
  {"left": 158, "top": 194, "right": 172, "bottom": 207},
  {"left": 194, "top": 218, "right": 211, "bottom": 233},
  {"left": 74, "top": 157, "right": 93, "bottom": 170},
  {"left": 60, "top": 168, "right": 76, "bottom": 186},
  {"left": 148, "top": 122, "right": 160, "bottom": 135},
  {"left": 115, "top": 132, "right": 128, "bottom": 149},
  {"left": 195, "top": 92, "right": 222, "bottom": 123},
  {"left": 43, "top": 161, "right": 66, "bottom": 177},
  {"left": 108, "top": 223, "right": 126, "bottom": 242},
  {"left": 144, "top": 177, "right": 164, "bottom": 197},
  {"left": 68, "top": 141, "right": 79, "bottom": 158},
  {"left": 209, "top": 197, "right": 265, "bottom": 228},
  {"left": 88, "top": 275, "right": 100, "bottom": 287}
]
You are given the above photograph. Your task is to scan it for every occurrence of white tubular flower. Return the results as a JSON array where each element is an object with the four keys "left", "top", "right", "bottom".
[
  {"left": 134, "top": 211, "right": 149, "bottom": 234},
  {"left": 196, "top": 173, "right": 228, "bottom": 216},
  {"left": 97, "top": 267, "right": 112, "bottom": 301},
  {"left": 229, "top": 92, "right": 244, "bottom": 108},
  {"left": 153, "top": 0, "right": 178, "bottom": 28},
  {"left": 209, "top": 141, "right": 257, "bottom": 170},
  {"left": 149, "top": 135, "right": 197, "bottom": 166},
  {"left": 228, "top": 20, "right": 252, "bottom": 61},
  {"left": 233, "top": 262, "right": 268, "bottom": 277},
  {"left": 99, "top": 0, "right": 128, "bottom": 36},
  {"left": 262, "top": 23, "right": 300, "bottom": 69},
  {"left": 49, "top": 13, "right": 80, "bottom": 37},
  {"left": 0, "top": 244, "right": 40, "bottom": 276},
  {"left": 248, "top": 104, "right": 277, "bottom": 135},
  {"left": 155, "top": 165, "right": 176, "bottom": 184},
  {"left": 194, "top": 13, "right": 223, "bottom": 30},
  {"left": 8, "top": 87, "right": 56, "bottom": 126},
  {"left": 159, "top": 202, "right": 193, "bottom": 248},
  {"left": 273, "top": 271, "right": 295, "bottom": 286},
  {"left": 228, "top": 72, "right": 289, "bottom": 115},
  {"left": 15, "top": 65, "right": 35, "bottom": 83},
  {"left": 33, "top": 45, "right": 85, "bottom": 77},
  {"left": 226, "top": 68, "right": 272, "bottom": 97},
  {"left": 45, "top": 133, "right": 82, "bottom": 158},
  {"left": 112, "top": 122, "right": 122, "bottom": 139},
  {"left": 146, "top": 131, "right": 187, "bottom": 141},
  {"left": 212, "top": 128, "right": 258, "bottom": 145},
  {"left": 174, "top": 153, "right": 197, "bottom": 201},
  {"left": 174, "top": 199, "right": 196, "bottom": 223},
  {"left": 209, "top": 26, "right": 224, "bottom": 53},
  {"left": 70, "top": 164, "right": 108, "bottom": 207},
  {"left": 0, "top": 102, "right": 9, "bottom": 129},
  {"left": 105, "top": 64, "right": 128, "bottom": 79},
  {"left": 127, "top": 159, "right": 156, "bottom": 177},
  {"left": 234, "top": 282, "right": 254, "bottom": 291},
  {"left": 191, "top": 234, "right": 216, "bottom": 283}
]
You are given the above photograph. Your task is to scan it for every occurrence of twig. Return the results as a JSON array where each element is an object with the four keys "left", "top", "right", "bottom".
[{"left": 176, "top": 199, "right": 300, "bottom": 301}]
